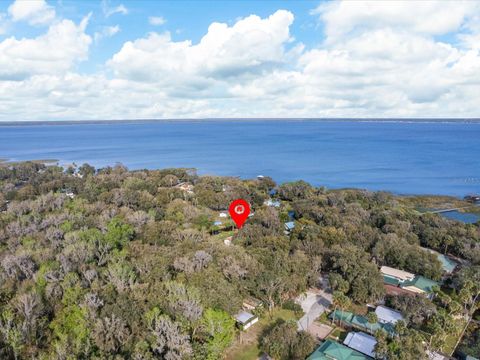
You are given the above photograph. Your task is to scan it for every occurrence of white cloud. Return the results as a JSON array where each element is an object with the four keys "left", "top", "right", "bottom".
[
  {"left": 1, "top": 2, "right": 480, "bottom": 120},
  {"left": 312, "top": 0, "right": 478, "bottom": 43},
  {"left": 102, "top": 0, "right": 128, "bottom": 18},
  {"left": 8, "top": 0, "right": 55, "bottom": 25},
  {"left": 108, "top": 10, "right": 295, "bottom": 87},
  {"left": 94, "top": 25, "right": 120, "bottom": 43},
  {"left": 0, "top": 15, "right": 91, "bottom": 80},
  {"left": 149, "top": 16, "right": 166, "bottom": 26}
]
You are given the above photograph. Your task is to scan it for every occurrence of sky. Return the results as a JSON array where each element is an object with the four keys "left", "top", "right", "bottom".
[{"left": 0, "top": 0, "right": 479, "bottom": 121}]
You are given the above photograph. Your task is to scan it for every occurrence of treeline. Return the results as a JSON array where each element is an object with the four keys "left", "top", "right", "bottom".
[{"left": 0, "top": 162, "right": 479, "bottom": 359}]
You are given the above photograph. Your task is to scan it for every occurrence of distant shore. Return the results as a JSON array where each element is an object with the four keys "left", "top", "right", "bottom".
[{"left": 1, "top": 118, "right": 480, "bottom": 126}]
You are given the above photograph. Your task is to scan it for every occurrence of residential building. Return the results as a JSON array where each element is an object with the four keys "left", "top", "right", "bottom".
[
  {"left": 343, "top": 332, "right": 377, "bottom": 358},
  {"left": 380, "top": 266, "right": 439, "bottom": 298},
  {"left": 329, "top": 310, "right": 395, "bottom": 336},
  {"left": 375, "top": 305, "right": 404, "bottom": 325},
  {"left": 423, "top": 248, "right": 458, "bottom": 274},
  {"left": 264, "top": 199, "right": 281, "bottom": 207},
  {"left": 381, "top": 266, "right": 415, "bottom": 285},
  {"left": 284, "top": 221, "right": 295, "bottom": 232},
  {"left": 308, "top": 339, "right": 371, "bottom": 360}
]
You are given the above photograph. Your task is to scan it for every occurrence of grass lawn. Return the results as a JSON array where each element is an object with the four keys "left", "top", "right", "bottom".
[
  {"left": 329, "top": 327, "right": 348, "bottom": 342},
  {"left": 443, "top": 318, "right": 467, "bottom": 355},
  {"left": 226, "top": 308, "right": 298, "bottom": 360}
]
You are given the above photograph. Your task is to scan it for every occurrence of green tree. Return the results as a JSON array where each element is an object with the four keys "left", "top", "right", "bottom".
[
  {"left": 49, "top": 304, "right": 91, "bottom": 358},
  {"left": 196, "top": 309, "right": 235, "bottom": 360}
]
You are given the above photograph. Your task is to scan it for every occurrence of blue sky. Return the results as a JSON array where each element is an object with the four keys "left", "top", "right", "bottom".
[
  {"left": 0, "top": 0, "right": 479, "bottom": 120},
  {"left": 0, "top": 1, "right": 323, "bottom": 73}
]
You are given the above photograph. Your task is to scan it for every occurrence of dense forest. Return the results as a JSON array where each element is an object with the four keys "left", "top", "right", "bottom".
[{"left": 0, "top": 162, "right": 479, "bottom": 359}]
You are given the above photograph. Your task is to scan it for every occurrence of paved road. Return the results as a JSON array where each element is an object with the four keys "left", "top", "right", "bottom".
[{"left": 296, "top": 277, "right": 332, "bottom": 331}]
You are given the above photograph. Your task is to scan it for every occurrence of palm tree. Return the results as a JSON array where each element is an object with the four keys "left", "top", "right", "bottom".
[
  {"left": 331, "top": 291, "right": 351, "bottom": 327},
  {"left": 366, "top": 312, "right": 378, "bottom": 334}
]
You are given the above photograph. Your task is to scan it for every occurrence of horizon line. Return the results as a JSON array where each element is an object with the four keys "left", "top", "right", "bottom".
[{"left": 1, "top": 117, "right": 480, "bottom": 125}]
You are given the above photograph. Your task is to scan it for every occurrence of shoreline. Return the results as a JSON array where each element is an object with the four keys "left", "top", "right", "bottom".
[{"left": 2, "top": 159, "right": 478, "bottom": 209}]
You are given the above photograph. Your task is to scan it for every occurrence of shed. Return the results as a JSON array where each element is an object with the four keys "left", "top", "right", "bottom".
[{"left": 235, "top": 311, "right": 258, "bottom": 330}]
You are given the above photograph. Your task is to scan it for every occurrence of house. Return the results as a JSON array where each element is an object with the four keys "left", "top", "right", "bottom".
[
  {"left": 380, "top": 266, "right": 415, "bottom": 285},
  {"left": 381, "top": 266, "right": 439, "bottom": 298},
  {"left": 235, "top": 311, "right": 258, "bottom": 330},
  {"left": 175, "top": 182, "right": 194, "bottom": 194},
  {"left": 329, "top": 310, "right": 395, "bottom": 336},
  {"left": 213, "top": 221, "right": 223, "bottom": 226},
  {"left": 400, "top": 275, "right": 439, "bottom": 297},
  {"left": 219, "top": 212, "right": 228, "bottom": 218},
  {"left": 464, "top": 194, "right": 480, "bottom": 203},
  {"left": 308, "top": 339, "right": 371, "bottom": 360},
  {"left": 242, "top": 297, "right": 263, "bottom": 311},
  {"left": 424, "top": 248, "right": 458, "bottom": 274},
  {"left": 264, "top": 199, "right": 281, "bottom": 207},
  {"left": 375, "top": 305, "right": 404, "bottom": 325},
  {"left": 343, "top": 332, "right": 377, "bottom": 358},
  {"left": 284, "top": 221, "right": 295, "bottom": 232}
]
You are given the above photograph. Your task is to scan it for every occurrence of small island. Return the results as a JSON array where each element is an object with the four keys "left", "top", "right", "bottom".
[{"left": 0, "top": 162, "right": 478, "bottom": 360}]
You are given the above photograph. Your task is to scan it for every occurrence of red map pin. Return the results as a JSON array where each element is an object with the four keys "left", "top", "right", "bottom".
[{"left": 229, "top": 199, "right": 250, "bottom": 229}]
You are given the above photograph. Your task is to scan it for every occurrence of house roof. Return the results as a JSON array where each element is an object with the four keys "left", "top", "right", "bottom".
[
  {"left": 383, "top": 275, "right": 401, "bottom": 286},
  {"left": 375, "top": 305, "right": 404, "bottom": 324},
  {"left": 308, "top": 339, "right": 371, "bottom": 360},
  {"left": 329, "top": 310, "right": 395, "bottom": 336},
  {"left": 380, "top": 266, "right": 415, "bottom": 281},
  {"left": 436, "top": 253, "right": 458, "bottom": 273},
  {"left": 343, "top": 332, "right": 377, "bottom": 358},
  {"left": 401, "top": 276, "right": 439, "bottom": 293},
  {"left": 284, "top": 221, "right": 295, "bottom": 230},
  {"left": 423, "top": 248, "right": 458, "bottom": 273},
  {"left": 264, "top": 199, "right": 281, "bottom": 207},
  {"left": 235, "top": 311, "right": 256, "bottom": 324}
]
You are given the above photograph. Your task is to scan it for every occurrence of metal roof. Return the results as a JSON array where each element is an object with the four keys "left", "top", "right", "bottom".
[
  {"left": 375, "top": 305, "right": 404, "bottom": 324},
  {"left": 380, "top": 266, "right": 415, "bottom": 281},
  {"left": 235, "top": 311, "right": 255, "bottom": 324},
  {"left": 343, "top": 332, "right": 377, "bottom": 358}
]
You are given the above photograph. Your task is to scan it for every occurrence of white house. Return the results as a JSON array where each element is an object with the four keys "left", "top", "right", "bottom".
[{"left": 375, "top": 305, "right": 404, "bottom": 325}]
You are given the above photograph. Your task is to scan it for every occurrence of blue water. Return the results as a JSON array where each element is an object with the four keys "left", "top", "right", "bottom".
[
  {"left": 441, "top": 210, "right": 480, "bottom": 224},
  {"left": 1, "top": 120, "right": 479, "bottom": 196}
]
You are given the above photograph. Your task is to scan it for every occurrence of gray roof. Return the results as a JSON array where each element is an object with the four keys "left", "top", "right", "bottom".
[
  {"left": 284, "top": 221, "right": 295, "bottom": 230},
  {"left": 235, "top": 311, "right": 256, "bottom": 324},
  {"left": 343, "top": 331, "right": 377, "bottom": 358},
  {"left": 375, "top": 305, "right": 404, "bottom": 324}
]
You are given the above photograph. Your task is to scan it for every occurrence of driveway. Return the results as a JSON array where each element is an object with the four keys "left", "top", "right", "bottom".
[{"left": 296, "top": 276, "right": 332, "bottom": 331}]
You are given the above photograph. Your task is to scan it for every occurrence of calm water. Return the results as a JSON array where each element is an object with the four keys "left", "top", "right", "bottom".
[
  {"left": 441, "top": 210, "right": 480, "bottom": 224},
  {"left": 1, "top": 120, "right": 479, "bottom": 196}
]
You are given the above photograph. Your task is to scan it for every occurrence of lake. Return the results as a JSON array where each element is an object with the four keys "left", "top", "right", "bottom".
[
  {"left": 440, "top": 210, "right": 480, "bottom": 224},
  {"left": 1, "top": 120, "right": 479, "bottom": 197}
]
